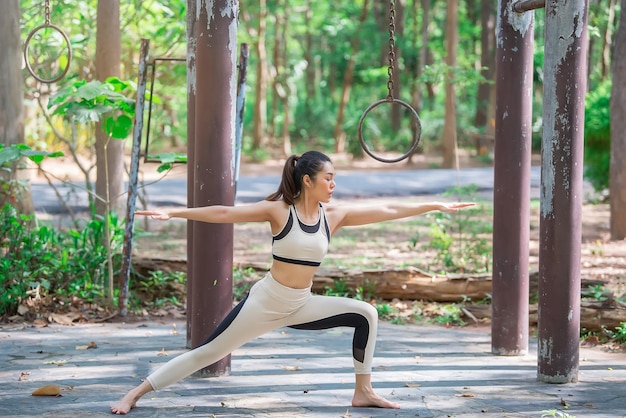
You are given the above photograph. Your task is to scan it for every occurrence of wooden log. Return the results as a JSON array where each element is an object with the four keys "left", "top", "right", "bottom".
[
  {"left": 132, "top": 258, "right": 608, "bottom": 303},
  {"left": 133, "top": 258, "right": 624, "bottom": 331},
  {"left": 464, "top": 302, "right": 626, "bottom": 332},
  {"left": 311, "top": 267, "right": 493, "bottom": 302}
]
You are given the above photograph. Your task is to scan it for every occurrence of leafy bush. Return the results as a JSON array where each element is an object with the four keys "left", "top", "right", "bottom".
[
  {"left": 414, "top": 185, "right": 493, "bottom": 273},
  {"left": 0, "top": 204, "right": 124, "bottom": 317},
  {"left": 584, "top": 80, "right": 611, "bottom": 191}
]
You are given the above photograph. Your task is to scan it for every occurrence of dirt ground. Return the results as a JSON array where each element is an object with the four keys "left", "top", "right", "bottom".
[
  {"left": 114, "top": 153, "right": 626, "bottom": 300},
  {"left": 31, "top": 152, "right": 626, "bottom": 298}
]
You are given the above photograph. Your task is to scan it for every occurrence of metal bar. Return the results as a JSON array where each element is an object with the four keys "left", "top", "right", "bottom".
[
  {"left": 152, "top": 57, "right": 186, "bottom": 62},
  {"left": 143, "top": 61, "right": 156, "bottom": 163},
  {"left": 143, "top": 58, "right": 186, "bottom": 163},
  {"left": 189, "top": 0, "right": 238, "bottom": 377},
  {"left": 119, "top": 38, "right": 150, "bottom": 316},
  {"left": 537, "top": 0, "right": 588, "bottom": 384},
  {"left": 234, "top": 43, "right": 249, "bottom": 189},
  {"left": 491, "top": 0, "right": 533, "bottom": 356},
  {"left": 513, "top": 0, "right": 546, "bottom": 13}
]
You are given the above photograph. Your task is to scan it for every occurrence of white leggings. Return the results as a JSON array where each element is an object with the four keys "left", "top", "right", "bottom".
[{"left": 146, "top": 272, "right": 379, "bottom": 391}]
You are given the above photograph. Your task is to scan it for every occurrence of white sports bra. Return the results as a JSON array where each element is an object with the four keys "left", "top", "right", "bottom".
[{"left": 272, "top": 204, "right": 330, "bottom": 267}]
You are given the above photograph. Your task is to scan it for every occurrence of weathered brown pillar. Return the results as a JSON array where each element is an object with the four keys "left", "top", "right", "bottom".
[
  {"left": 491, "top": 0, "right": 534, "bottom": 356},
  {"left": 189, "top": 0, "right": 238, "bottom": 376},
  {"left": 537, "top": 0, "right": 588, "bottom": 383}
]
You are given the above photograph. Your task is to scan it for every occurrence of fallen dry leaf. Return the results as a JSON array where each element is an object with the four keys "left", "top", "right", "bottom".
[
  {"left": 32, "top": 385, "right": 62, "bottom": 396},
  {"left": 583, "top": 335, "right": 600, "bottom": 345},
  {"left": 48, "top": 313, "right": 74, "bottom": 326},
  {"left": 18, "top": 371, "right": 30, "bottom": 381},
  {"left": 405, "top": 383, "right": 421, "bottom": 388},
  {"left": 76, "top": 341, "right": 98, "bottom": 350},
  {"left": 457, "top": 393, "right": 475, "bottom": 398},
  {"left": 32, "top": 319, "right": 48, "bottom": 328},
  {"left": 44, "top": 360, "right": 67, "bottom": 366}
]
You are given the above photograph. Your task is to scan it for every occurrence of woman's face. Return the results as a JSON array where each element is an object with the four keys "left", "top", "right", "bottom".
[{"left": 306, "top": 161, "right": 336, "bottom": 203}]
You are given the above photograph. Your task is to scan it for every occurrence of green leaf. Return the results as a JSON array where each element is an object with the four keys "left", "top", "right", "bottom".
[
  {"left": 76, "top": 81, "right": 112, "bottom": 101},
  {"left": 0, "top": 145, "right": 64, "bottom": 165},
  {"left": 103, "top": 114, "right": 134, "bottom": 139},
  {"left": 21, "top": 150, "right": 64, "bottom": 164},
  {"left": 105, "top": 76, "right": 132, "bottom": 92},
  {"left": 156, "top": 163, "right": 172, "bottom": 173},
  {"left": 151, "top": 152, "right": 187, "bottom": 164},
  {"left": 0, "top": 147, "right": 21, "bottom": 165},
  {"left": 71, "top": 106, "right": 109, "bottom": 123}
]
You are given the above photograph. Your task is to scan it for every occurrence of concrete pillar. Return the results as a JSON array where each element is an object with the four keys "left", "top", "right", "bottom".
[
  {"left": 188, "top": 0, "right": 239, "bottom": 376},
  {"left": 491, "top": 0, "right": 534, "bottom": 356},
  {"left": 537, "top": 0, "right": 588, "bottom": 383}
]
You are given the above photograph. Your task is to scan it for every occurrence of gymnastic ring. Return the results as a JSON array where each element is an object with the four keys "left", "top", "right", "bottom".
[
  {"left": 357, "top": 98, "right": 422, "bottom": 164},
  {"left": 24, "top": 23, "right": 73, "bottom": 84}
]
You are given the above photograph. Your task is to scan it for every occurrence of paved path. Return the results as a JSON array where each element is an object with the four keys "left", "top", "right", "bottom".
[
  {"left": 1, "top": 320, "right": 625, "bottom": 417},
  {"left": 31, "top": 167, "right": 544, "bottom": 213}
]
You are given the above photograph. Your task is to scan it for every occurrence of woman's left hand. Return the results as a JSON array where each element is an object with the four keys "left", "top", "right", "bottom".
[{"left": 437, "top": 202, "right": 476, "bottom": 213}]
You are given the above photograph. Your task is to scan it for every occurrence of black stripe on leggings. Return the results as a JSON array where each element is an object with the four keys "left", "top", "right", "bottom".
[
  {"left": 198, "top": 295, "right": 249, "bottom": 347},
  {"left": 288, "top": 313, "right": 369, "bottom": 363}
]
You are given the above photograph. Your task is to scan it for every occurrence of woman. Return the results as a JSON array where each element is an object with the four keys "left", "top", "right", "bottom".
[{"left": 110, "top": 150, "right": 474, "bottom": 414}]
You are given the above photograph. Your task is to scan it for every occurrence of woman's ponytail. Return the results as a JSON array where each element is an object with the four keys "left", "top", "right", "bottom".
[{"left": 266, "top": 155, "right": 299, "bottom": 205}]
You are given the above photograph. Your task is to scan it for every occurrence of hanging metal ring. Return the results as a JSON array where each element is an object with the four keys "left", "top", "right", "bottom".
[
  {"left": 357, "top": 98, "right": 422, "bottom": 163},
  {"left": 24, "top": 23, "right": 73, "bottom": 84}
]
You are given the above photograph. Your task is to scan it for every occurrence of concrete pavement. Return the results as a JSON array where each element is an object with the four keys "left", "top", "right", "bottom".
[
  {"left": 31, "top": 166, "right": 545, "bottom": 214},
  {"left": 1, "top": 319, "right": 625, "bottom": 417}
]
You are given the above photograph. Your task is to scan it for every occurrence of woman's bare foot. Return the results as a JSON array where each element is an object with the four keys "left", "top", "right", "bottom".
[
  {"left": 352, "top": 390, "right": 400, "bottom": 409},
  {"left": 352, "top": 374, "right": 400, "bottom": 409},
  {"left": 110, "top": 381, "right": 153, "bottom": 415}
]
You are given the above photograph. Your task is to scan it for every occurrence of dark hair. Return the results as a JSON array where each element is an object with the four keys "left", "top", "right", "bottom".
[{"left": 266, "top": 151, "right": 332, "bottom": 205}]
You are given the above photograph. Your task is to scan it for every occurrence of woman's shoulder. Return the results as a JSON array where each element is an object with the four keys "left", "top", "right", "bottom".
[
  {"left": 320, "top": 202, "right": 350, "bottom": 219},
  {"left": 252, "top": 199, "right": 290, "bottom": 218}
]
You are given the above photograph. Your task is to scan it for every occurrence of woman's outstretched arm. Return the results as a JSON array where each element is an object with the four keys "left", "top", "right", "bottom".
[
  {"left": 135, "top": 199, "right": 283, "bottom": 225},
  {"left": 327, "top": 201, "right": 475, "bottom": 231}
]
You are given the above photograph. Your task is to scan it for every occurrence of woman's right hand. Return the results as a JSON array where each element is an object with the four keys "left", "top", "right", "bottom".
[{"left": 135, "top": 210, "right": 171, "bottom": 221}]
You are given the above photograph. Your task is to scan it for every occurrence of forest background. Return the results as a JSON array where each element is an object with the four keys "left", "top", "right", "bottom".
[
  {"left": 7, "top": 1, "right": 623, "bottom": 202},
  {"left": 1, "top": 0, "right": 625, "bottom": 329}
]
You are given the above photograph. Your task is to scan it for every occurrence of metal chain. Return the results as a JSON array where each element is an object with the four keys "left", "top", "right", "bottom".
[
  {"left": 44, "top": 0, "right": 51, "bottom": 25},
  {"left": 386, "top": 0, "right": 396, "bottom": 100}
]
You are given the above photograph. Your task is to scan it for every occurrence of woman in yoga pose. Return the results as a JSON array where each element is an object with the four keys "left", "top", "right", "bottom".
[{"left": 110, "top": 150, "right": 474, "bottom": 414}]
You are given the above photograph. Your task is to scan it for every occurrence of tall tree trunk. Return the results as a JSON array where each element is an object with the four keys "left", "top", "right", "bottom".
[
  {"left": 0, "top": 0, "right": 33, "bottom": 214},
  {"left": 410, "top": 0, "right": 427, "bottom": 116},
  {"left": 375, "top": 0, "right": 389, "bottom": 66},
  {"left": 442, "top": 0, "right": 458, "bottom": 169},
  {"left": 423, "top": 0, "right": 437, "bottom": 102},
  {"left": 407, "top": 0, "right": 430, "bottom": 163},
  {"left": 279, "top": 0, "right": 291, "bottom": 156},
  {"left": 333, "top": 0, "right": 370, "bottom": 153},
  {"left": 252, "top": 0, "right": 269, "bottom": 153},
  {"left": 95, "top": 0, "right": 123, "bottom": 215},
  {"left": 304, "top": 0, "right": 315, "bottom": 117},
  {"left": 474, "top": 0, "right": 496, "bottom": 138},
  {"left": 421, "top": 0, "right": 436, "bottom": 104},
  {"left": 601, "top": 0, "right": 617, "bottom": 79},
  {"left": 270, "top": 9, "right": 281, "bottom": 141},
  {"left": 610, "top": 0, "right": 626, "bottom": 239}
]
